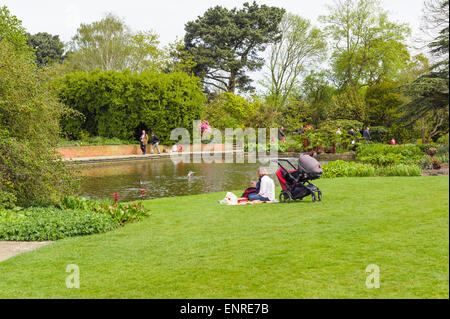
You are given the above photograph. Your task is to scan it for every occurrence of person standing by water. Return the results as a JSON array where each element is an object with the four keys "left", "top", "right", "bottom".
[
  {"left": 151, "top": 131, "right": 161, "bottom": 154},
  {"left": 140, "top": 130, "right": 148, "bottom": 155}
]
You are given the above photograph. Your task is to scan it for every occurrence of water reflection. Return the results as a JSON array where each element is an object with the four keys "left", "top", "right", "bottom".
[{"left": 78, "top": 157, "right": 301, "bottom": 202}]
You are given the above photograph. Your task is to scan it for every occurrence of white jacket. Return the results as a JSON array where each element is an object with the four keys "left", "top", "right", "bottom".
[{"left": 259, "top": 175, "right": 275, "bottom": 201}]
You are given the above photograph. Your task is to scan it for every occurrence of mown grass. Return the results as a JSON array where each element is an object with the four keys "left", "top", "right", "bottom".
[{"left": 0, "top": 176, "right": 448, "bottom": 299}]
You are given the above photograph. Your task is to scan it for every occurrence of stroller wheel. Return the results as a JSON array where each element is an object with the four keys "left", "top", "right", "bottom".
[
  {"left": 311, "top": 193, "right": 317, "bottom": 202},
  {"left": 318, "top": 192, "right": 322, "bottom": 202},
  {"left": 279, "top": 191, "right": 291, "bottom": 203}
]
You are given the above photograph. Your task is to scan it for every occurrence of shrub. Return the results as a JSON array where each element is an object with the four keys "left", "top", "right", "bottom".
[
  {"left": 0, "top": 41, "right": 78, "bottom": 207},
  {"left": 356, "top": 143, "right": 424, "bottom": 166},
  {"left": 375, "top": 164, "right": 422, "bottom": 176},
  {"left": 322, "top": 160, "right": 422, "bottom": 178},
  {"left": 368, "top": 126, "right": 390, "bottom": 143},
  {"left": 0, "top": 207, "right": 118, "bottom": 241},
  {"left": 322, "top": 161, "right": 376, "bottom": 178},
  {"left": 436, "top": 154, "right": 449, "bottom": 164},
  {"left": 59, "top": 196, "right": 150, "bottom": 226},
  {"left": 57, "top": 70, "right": 206, "bottom": 143},
  {"left": 0, "top": 191, "right": 17, "bottom": 209},
  {"left": 319, "top": 119, "right": 363, "bottom": 133},
  {"left": 204, "top": 93, "right": 259, "bottom": 130},
  {"left": 58, "top": 136, "right": 135, "bottom": 146},
  {"left": 437, "top": 133, "right": 449, "bottom": 145}
]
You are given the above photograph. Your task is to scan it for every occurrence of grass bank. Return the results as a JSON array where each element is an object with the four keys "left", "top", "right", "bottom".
[{"left": 0, "top": 176, "right": 448, "bottom": 298}]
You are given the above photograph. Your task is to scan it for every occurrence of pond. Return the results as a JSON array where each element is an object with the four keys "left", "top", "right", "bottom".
[{"left": 78, "top": 156, "right": 307, "bottom": 202}]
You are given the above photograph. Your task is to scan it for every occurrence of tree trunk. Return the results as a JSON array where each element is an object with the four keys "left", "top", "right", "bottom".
[
  {"left": 227, "top": 70, "right": 237, "bottom": 93},
  {"left": 420, "top": 117, "right": 426, "bottom": 144}
]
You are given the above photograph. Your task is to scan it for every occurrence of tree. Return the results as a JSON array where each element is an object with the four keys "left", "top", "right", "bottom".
[
  {"left": 27, "top": 32, "right": 65, "bottom": 67},
  {"left": 425, "top": 0, "right": 449, "bottom": 74},
  {"left": 0, "top": 39, "right": 77, "bottom": 206},
  {"left": 262, "top": 13, "right": 327, "bottom": 109},
  {"left": 0, "top": 5, "right": 30, "bottom": 55},
  {"left": 365, "top": 81, "right": 403, "bottom": 127},
  {"left": 328, "top": 86, "right": 368, "bottom": 123},
  {"left": 319, "top": 0, "right": 411, "bottom": 88},
  {"left": 203, "top": 93, "right": 258, "bottom": 129},
  {"left": 299, "top": 71, "right": 337, "bottom": 127},
  {"left": 67, "top": 13, "right": 162, "bottom": 72},
  {"left": 162, "top": 39, "right": 197, "bottom": 74},
  {"left": 398, "top": 0, "right": 449, "bottom": 143},
  {"left": 184, "top": 1, "right": 285, "bottom": 93}
]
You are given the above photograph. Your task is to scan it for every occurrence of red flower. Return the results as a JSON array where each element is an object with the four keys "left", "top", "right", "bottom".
[{"left": 139, "top": 189, "right": 147, "bottom": 200}]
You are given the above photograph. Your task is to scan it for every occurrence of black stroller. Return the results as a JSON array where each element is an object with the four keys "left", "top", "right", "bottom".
[{"left": 275, "top": 154, "right": 323, "bottom": 203}]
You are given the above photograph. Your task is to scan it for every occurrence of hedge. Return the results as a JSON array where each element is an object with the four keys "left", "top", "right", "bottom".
[
  {"left": 356, "top": 143, "right": 425, "bottom": 166},
  {"left": 57, "top": 70, "right": 207, "bottom": 143},
  {"left": 0, "top": 207, "right": 118, "bottom": 241},
  {"left": 322, "top": 160, "right": 422, "bottom": 178}
]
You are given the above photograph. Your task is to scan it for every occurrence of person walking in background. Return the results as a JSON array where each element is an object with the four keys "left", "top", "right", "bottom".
[
  {"left": 151, "top": 131, "right": 161, "bottom": 154},
  {"left": 336, "top": 128, "right": 342, "bottom": 135},
  {"left": 349, "top": 128, "right": 355, "bottom": 137},
  {"left": 363, "top": 127, "right": 371, "bottom": 142},
  {"left": 278, "top": 126, "right": 286, "bottom": 143},
  {"left": 140, "top": 130, "right": 148, "bottom": 155},
  {"left": 349, "top": 128, "right": 356, "bottom": 144}
]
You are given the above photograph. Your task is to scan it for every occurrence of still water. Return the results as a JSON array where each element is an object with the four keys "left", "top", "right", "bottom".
[{"left": 79, "top": 156, "right": 298, "bottom": 202}]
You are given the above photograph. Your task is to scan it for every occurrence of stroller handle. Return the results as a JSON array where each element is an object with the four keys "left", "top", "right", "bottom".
[{"left": 274, "top": 158, "right": 297, "bottom": 171}]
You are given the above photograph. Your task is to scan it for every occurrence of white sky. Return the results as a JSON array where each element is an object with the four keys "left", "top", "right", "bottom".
[{"left": 2, "top": 0, "right": 426, "bottom": 46}]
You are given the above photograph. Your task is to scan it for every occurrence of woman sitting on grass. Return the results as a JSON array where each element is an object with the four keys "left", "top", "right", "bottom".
[{"left": 249, "top": 167, "right": 275, "bottom": 202}]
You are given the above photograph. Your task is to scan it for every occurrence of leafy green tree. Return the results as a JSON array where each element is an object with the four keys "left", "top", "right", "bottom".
[
  {"left": 184, "top": 1, "right": 285, "bottom": 93},
  {"left": 262, "top": 13, "right": 327, "bottom": 108},
  {"left": 203, "top": 93, "right": 258, "bottom": 129},
  {"left": 27, "top": 32, "right": 65, "bottom": 67},
  {"left": 67, "top": 13, "right": 162, "bottom": 72},
  {"left": 0, "top": 40, "right": 77, "bottom": 206},
  {"left": 320, "top": 0, "right": 411, "bottom": 88},
  {"left": 300, "top": 71, "right": 337, "bottom": 127},
  {"left": 328, "top": 86, "right": 368, "bottom": 123},
  {"left": 398, "top": 0, "right": 449, "bottom": 143},
  {"left": 162, "top": 39, "right": 197, "bottom": 74},
  {"left": 365, "top": 81, "right": 404, "bottom": 127},
  {"left": 0, "top": 5, "right": 30, "bottom": 55},
  {"left": 421, "top": 0, "right": 449, "bottom": 72}
]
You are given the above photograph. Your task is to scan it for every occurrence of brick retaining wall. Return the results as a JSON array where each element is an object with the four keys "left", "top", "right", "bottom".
[{"left": 57, "top": 144, "right": 226, "bottom": 159}]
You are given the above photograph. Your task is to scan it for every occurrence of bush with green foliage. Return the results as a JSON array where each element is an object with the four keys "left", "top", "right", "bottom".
[
  {"left": 437, "top": 133, "right": 449, "bottom": 145},
  {"left": 0, "top": 207, "right": 118, "bottom": 241},
  {"left": 58, "top": 136, "right": 135, "bottom": 147},
  {"left": 203, "top": 93, "right": 260, "bottom": 130},
  {"left": 58, "top": 196, "right": 150, "bottom": 226},
  {"left": 322, "top": 160, "right": 422, "bottom": 178},
  {"left": 0, "top": 39, "right": 78, "bottom": 207},
  {"left": 356, "top": 143, "right": 424, "bottom": 166},
  {"left": 319, "top": 119, "right": 363, "bottom": 133},
  {"left": 57, "top": 70, "right": 206, "bottom": 143},
  {"left": 0, "top": 191, "right": 17, "bottom": 209}
]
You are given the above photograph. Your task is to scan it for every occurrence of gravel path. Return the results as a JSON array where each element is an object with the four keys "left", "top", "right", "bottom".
[{"left": 0, "top": 241, "right": 53, "bottom": 263}]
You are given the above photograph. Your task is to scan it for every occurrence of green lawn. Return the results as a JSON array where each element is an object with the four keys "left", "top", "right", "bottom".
[{"left": 0, "top": 176, "right": 448, "bottom": 298}]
